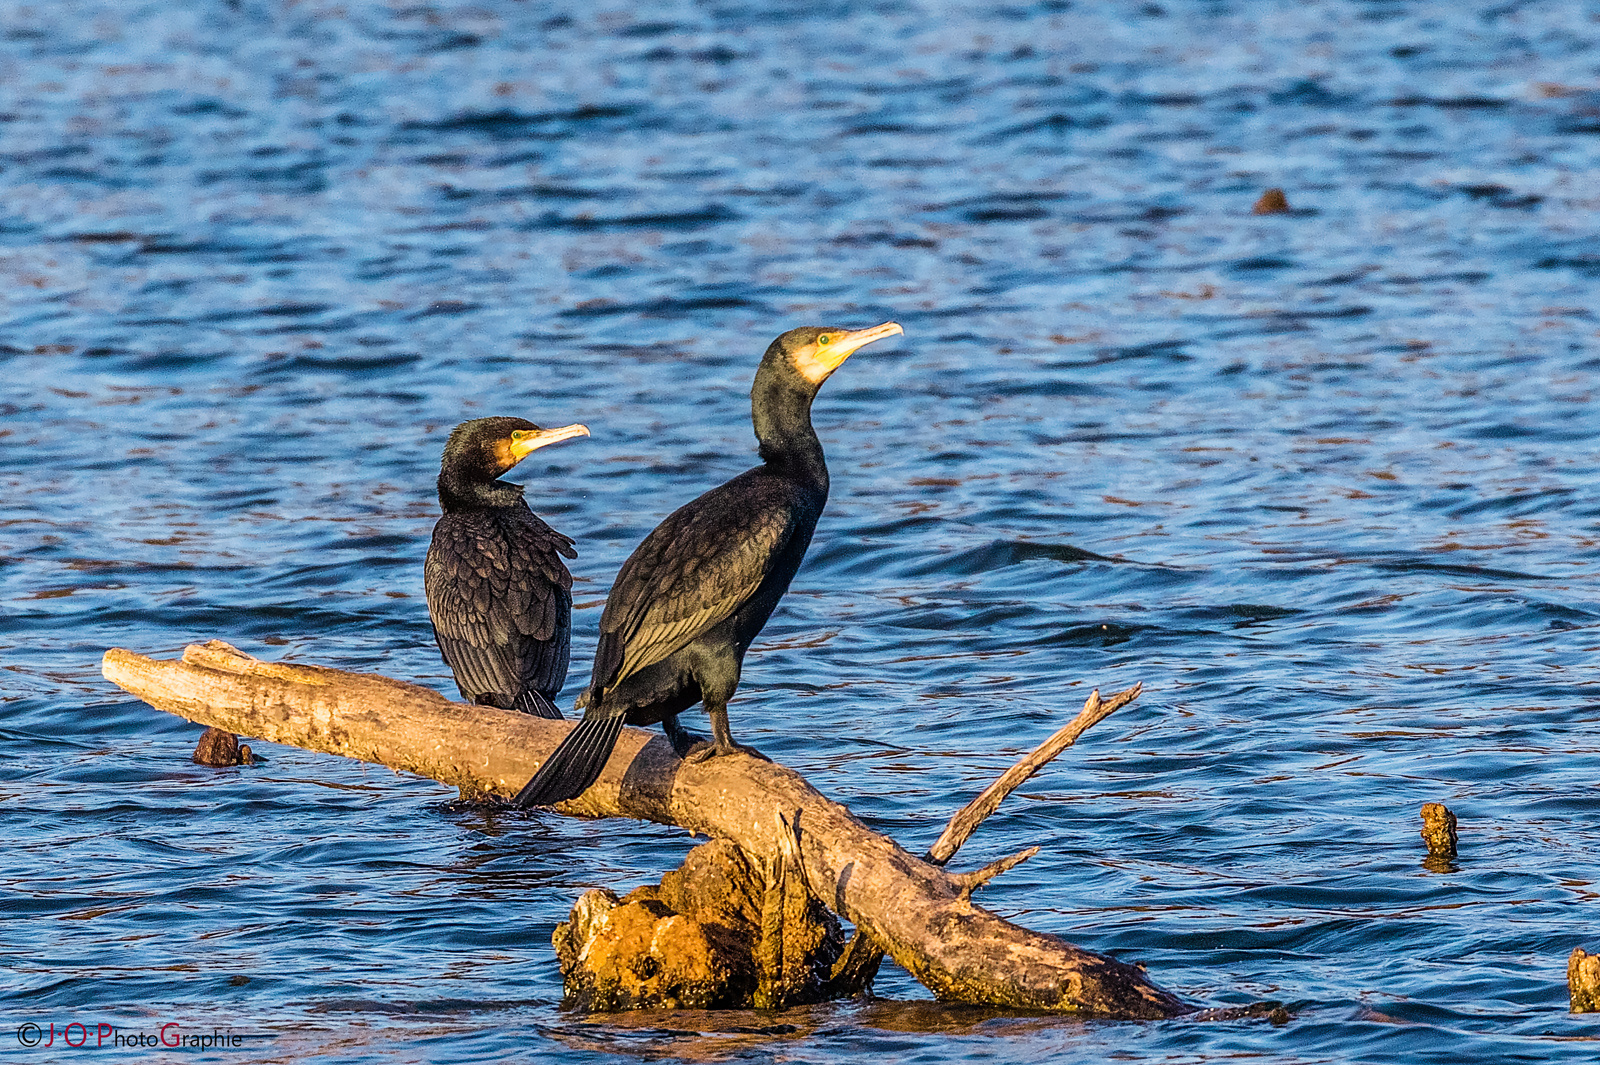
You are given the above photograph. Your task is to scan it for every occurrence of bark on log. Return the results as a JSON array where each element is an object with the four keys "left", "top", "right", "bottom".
[{"left": 102, "top": 641, "right": 1191, "bottom": 1018}]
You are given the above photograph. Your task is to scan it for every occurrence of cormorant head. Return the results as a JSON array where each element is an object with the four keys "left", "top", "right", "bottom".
[
  {"left": 763, "top": 322, "right": 905, "bottom": 390},
  {"left": 750, "top": 322, "right": 903, "bottom": 475},
  {"left": 438, "top": 416, "right": 589, "bottom": 507}
]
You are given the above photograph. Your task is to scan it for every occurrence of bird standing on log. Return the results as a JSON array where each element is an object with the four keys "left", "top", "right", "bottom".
[
  {"left": 516, "top": 322, "right": 904, "bottom": 806},
  {"left": 425, "top": 416, "right": 589, "bottom": 719}
]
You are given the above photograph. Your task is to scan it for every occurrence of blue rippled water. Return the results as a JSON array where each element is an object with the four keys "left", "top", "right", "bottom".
[{"left": 3, "top": 1, "right": 1599, "bottom": 1061}]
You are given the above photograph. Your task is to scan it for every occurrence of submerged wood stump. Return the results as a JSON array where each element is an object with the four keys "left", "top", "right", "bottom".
[
  {"left": 1571, "top": 948, "right": 1600, "bottom": 1013},
  {"left": 1251, "top": 187, "right": 1291, "bottom": 214},
  {"left": 1420, "top": 802, "right": 1458, "bottom": 859},
  {"left": 192, "top": 726, "right": 254, "bottom": 766}
]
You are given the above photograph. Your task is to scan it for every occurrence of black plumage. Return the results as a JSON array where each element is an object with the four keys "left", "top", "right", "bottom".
[
  {"left": 516, "top": 322, "right": 903, "bottom": 806},
  {"left": 425, "top": 416, "right": 589, "bottom": 719}
]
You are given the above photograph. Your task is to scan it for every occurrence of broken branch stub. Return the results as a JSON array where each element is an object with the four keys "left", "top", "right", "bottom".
[{"left": 102, "top": 642, "right": 1188, "bottom": 1018}]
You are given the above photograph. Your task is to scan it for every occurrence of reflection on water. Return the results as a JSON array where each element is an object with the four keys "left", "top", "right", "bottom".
[{"left": 4, "top": 1, "right": 1600, "bottom": 1061}]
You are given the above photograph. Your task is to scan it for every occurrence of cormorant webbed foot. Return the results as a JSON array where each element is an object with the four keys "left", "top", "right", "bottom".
[{"left": 683, "top": 740, "right": 770, "bottom": 764}]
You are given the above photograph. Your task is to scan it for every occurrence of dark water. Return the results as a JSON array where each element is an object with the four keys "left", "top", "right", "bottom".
[{"left": 4, "top": 1, "right": 1599, "bottom": 1061}]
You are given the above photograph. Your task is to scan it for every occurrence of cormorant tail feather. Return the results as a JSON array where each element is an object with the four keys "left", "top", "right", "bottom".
[
  {"left": 513, "top": 689, "right": 565, "bottom": 720},
  {"left": 515, "top": 714, "right": 625, "bottom": 807}
]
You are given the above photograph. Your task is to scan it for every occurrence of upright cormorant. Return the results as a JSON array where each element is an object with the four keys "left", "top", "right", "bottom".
[
  {"left": 425, "top": 416, "right": 589, "bottom": 719},
  {"left": 515, "top": 322, "right": 903, "bottom": 806}
]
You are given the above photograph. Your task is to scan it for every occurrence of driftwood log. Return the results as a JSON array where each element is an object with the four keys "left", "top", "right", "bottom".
[{"left": 102, "top": 641, "right": 1191, "bottom": 1018}]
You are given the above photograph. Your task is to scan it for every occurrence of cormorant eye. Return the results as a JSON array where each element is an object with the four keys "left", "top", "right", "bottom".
[{"left": 817, "top": 334, "right": 833, "bottom": 345}]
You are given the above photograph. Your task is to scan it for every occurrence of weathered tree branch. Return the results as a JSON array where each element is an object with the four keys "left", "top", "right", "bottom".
[
  {"left": 932, "top": 684, "right": 1142, "bottom": 864},
  {"left": 827, "top": 684, "right": 1142, "bottom": 993},
  {"left": 102, "top": 641, "right": 1189, "bottom": 1018}
]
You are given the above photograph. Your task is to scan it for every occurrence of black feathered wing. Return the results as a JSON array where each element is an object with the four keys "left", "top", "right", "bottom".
[
  {"left": 588, "top": 471, "right": 805, "bottom": 701},
  {"left": 425, "top": 504, "right": 575, "bottom": 718},
  {"left": 519, "top": 472, "right": 810, "bottom": 807}
]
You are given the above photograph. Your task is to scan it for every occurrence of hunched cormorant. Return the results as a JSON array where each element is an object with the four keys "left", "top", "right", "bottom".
[
  {"left": 515, "top": 322, "right": 903, "bottom": 806},
  {"left": 425, "top": 416, "right": 589, "bottom": 719}
]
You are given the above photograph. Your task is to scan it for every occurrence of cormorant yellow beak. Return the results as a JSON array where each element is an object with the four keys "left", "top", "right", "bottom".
[
  {"left": 796, "top": 321, "right": 904, "bottom": 385},
  {"left": 507, "top": 423, "right": 590, "bottom": 465}
]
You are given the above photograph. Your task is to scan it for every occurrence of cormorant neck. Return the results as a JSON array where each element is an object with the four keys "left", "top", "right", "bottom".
[
  {"left": 439, "top": 473, "right": 524, "bottom": 512},
  {"left": 752, "top": 363, "right": 828, "bottom": 488}
]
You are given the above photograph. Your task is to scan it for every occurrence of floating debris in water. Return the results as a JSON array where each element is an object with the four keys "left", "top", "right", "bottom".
[{"left": 1252, "top": 188, "right": 1292, "bottom": 214}]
